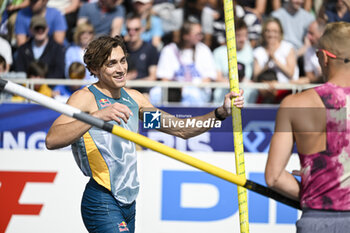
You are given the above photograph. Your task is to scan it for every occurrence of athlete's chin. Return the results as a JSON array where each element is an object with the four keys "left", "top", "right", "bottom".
[{"left": 113, "top": 79, "right": 126, "bottom": 88}]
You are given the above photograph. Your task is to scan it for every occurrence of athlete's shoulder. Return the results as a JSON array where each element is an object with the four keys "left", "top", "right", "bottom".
[
  {"left": 123, "top": 87, "right": 153, "bottom": 109},
  {"left": 280, "top": 88, "right": 321, "bottom": 108},
  {"left": 66, "top": 86, "right": 96, "bottom": 112},
  {"left": 123, "top": 87, "right": 143, "bottom": 100},
  {"left": 69, "top": 86, "right": 94, "bottom": 100}
]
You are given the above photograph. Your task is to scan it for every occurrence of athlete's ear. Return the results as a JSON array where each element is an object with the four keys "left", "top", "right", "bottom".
[
  {"left": 323, "top": 50, "right": 329, "bottom": 66},
  {"left": 317, "top": 49, "right": 328, "bottom": 68}
]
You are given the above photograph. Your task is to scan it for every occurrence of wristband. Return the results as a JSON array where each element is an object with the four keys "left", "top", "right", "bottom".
[{"left": 214, "top": 107, "right": 226, "bottom": 121}]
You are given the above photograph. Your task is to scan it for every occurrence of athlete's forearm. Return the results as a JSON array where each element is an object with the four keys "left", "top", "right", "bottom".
[
  {"left": 267, "top": 170, "right": 300, "bottom": 201},
  {"left": 46, "top": 119, "right": 92, "bottom": 150}
]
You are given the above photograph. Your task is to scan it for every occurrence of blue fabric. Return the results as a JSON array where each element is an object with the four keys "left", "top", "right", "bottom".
[
  {"left": 326, "top": 9, "right": 350, "bottom": 23},
  {"left": 122, "top": 15, "right": 164, "bottom": 42},
  {"left": 126, "top": 42, "right": 159, "bottom": 80},
  {"left": 81, "top": 178, "right": 135, "bottom": 233},
  {"left": 53, "top": 85, "right": 80, "bottom": 98},
  {"left": 32, "top": 40, "right": 46, "bottom": 60},
  {"left": 65, "top": 44, "right": 96, "bottom": 81},
  {"left": 78, "top": 2, "right": 125, "bottom": 36},
  {"left": 296, "top": 209, "right": 350, "bottom": 233},
  {"left": 271, "top": 7, "right": 315, "bottom": 49},
  {"left": 141, "top": 16, "right": 164, "bottom": 42},
  {"left": 15, "top": 7, "right": 67, "bottom": 36}
]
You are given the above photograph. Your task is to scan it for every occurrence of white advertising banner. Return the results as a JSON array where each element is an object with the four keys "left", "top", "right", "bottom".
[{"left": 0, "top": 149, "right": 301, "bottom": 233}]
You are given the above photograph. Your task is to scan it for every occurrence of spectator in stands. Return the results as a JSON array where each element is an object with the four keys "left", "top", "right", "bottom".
[
  {"left": 213, "top": 18, "right": 255, "bottom": 104},
  {"left": 152, "top": 21, "right": 216, "bottom": 106},
  {"left": 12, "top": 61, "right": 53, "bottom": 101},
  {"left": 15, "top": 0, "right": 67, "bottom": 46},
  {"left": 129, "top": 0, "right": 163, "bottom": 49},
  {"left": 201, "top": 0, "right": 225, "bottom": 50},
  {"left": 151, "top": 0, "right": 183, "bottom": 45},
  {"left": 271, "top": 0, "right": 314, "bottom": 58},
  {"left": 54, "top": 62, "right": 85, "bottom": 102},
  {"left": 0, "top": 0, "right": 30, "bottom": 44},
  {"left": 235, "top": 2, "right": 262, "bottom": 48},
  {"left": 319, "top": 0, "right": 350, "bottom": 23},
  {"left": 182, "top": 0, "right": 206, "bottom": 23},
  {"left": 14, "top": 16, "right": 65, "bottom": 79},
  {"left": 0, "top": 36, "right": 12, "bottom": 72},
  {"left": 0, "top": 55, "right": 7, "bottom": 74},
  {"left": 65, "top": 22, "right": 96, "bottom": 81},
  {"left": 77, "top": 0, "right": 125, "bottom": 37},
  {"left": 253, "top": 18, "right": 298, "bottom": 103},
  {"left": 296, "top": 19, "right": 326, "bottom": 84},
  {"left": 271, "top": 0, "right": 313, "bottom": 12},
  {"left": 47, "top": 0, "right": 81, "bottom": 43},
  {"left": 4, "top": 0, "right": 30, "bottom": 12},
  {"left": 237, "top": 0, "right": 267, "bottom": 20},
  {"left": 201, "top": 1, "right": 262, "bottom": 49},
  {"left": 124, "top": 14, "right": 159, "bottom": 95},
  {"left": 27, "top": 61, "right": 52, "bottom": 95}
]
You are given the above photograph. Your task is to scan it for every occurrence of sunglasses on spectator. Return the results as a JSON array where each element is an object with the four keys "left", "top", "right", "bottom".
[
  {"left": 316, "top": 48, "right": 350, "bottom": 63},
  {"left": 127, "top": 27, "right": 141, "bottom": 32},
  {"left": 33, "top": 26, "right": 46, "bottom": 32}
]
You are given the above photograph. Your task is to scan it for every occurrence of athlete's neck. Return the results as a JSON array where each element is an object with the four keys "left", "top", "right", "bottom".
[{"left": 94, "top": 83, "right": 122, "bottom": 99}]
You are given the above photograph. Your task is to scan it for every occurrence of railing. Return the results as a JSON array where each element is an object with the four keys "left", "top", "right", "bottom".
[{"left": 0, "top": 76, "right": 320, "bottom": 105}]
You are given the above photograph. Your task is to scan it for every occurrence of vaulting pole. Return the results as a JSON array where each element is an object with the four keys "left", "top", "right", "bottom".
[
  {"left": 223, "top": 1, "right": 249, "bottom": 232},
  {"left": 0, "top": 79, "right": 301, "bottom": 211}
]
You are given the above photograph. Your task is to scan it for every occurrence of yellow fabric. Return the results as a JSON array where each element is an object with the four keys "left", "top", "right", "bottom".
[
  {"left": 12, "top": 84, "right": 52, "bottom": 102},
  {"left": 37, "top": 84, "right": 52, "bottom": 97},
  {"left": 83, "top": 132, "right": 111, "bottom": 191}
]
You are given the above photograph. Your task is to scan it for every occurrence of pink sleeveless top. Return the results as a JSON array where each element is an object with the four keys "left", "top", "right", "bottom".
[{"left": 299, "top": 82, "right": 350, "bottom": 210}]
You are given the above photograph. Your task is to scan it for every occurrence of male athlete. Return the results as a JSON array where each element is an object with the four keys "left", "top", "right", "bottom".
[{"left": 46, "top": 35, "right": 244, "bottom": 233}]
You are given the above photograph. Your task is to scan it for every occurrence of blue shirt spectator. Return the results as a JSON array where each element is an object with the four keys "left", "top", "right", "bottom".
[
  {"left": 271, "top": 0, "right": 314, "bottom": 57},
  {"left": 65, "top": 23, "right": 96, "bottom": 81},
  {"left": 15, "top": 2, "right": 67, "bottom": 46},
  {"left": 141, "top": 16, "right": 163, "bottom": 43},
  {"left": 78, "top": 0, "right": 125, "bottom": 37},
  {"left": 122, "top": 15, "right": 163, "bottom": 45},
  {"left": 128, "top": 0, "right": 164, "bottom": 49}
]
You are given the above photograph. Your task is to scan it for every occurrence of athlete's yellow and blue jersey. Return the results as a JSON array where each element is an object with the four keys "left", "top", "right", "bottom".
[{"left": 72, "top": 85, "right": 139, "bottom": 204}]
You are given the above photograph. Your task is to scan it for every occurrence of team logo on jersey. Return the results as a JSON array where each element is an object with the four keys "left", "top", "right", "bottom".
[
  {"left": 122, "top": 97, "right": 132, "bottom": 104},
  {"left": 118, "top": 221, "right": 129, "bottom": 232},
  {"left": 99, "top": 98, "right": 111, "bottom": 108}
]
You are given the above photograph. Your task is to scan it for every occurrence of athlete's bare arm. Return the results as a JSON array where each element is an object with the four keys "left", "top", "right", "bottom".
[
  {"left": 46, "top": 87, "right": 133, "bottom": 149},
  {"left": 265, "top": 89, "right": 326, "bottom": 200},
  {"left": 126, "top": 88, "right": 244, "bottom": 139},
  {"left": 265, "top": 94, "right": 300, "bottom": 200}
]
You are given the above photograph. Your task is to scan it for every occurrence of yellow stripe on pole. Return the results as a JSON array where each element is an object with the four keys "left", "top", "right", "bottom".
[
  {"left": 111, "top": 125, "right": 246, "bottom": 187},
  {"left": 223, "top": 1, "right": 249, "bottom": 232}
]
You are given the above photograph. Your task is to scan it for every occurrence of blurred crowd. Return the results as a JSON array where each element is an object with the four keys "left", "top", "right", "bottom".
[{"left": 0, "top": 0, "right": 349, "bottom": 105}]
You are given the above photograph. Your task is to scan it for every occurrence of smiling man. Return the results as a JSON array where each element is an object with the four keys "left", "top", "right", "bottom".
[{"left": 45, "top": 35, "right": 244, "bottom": 233}]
